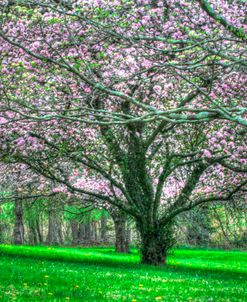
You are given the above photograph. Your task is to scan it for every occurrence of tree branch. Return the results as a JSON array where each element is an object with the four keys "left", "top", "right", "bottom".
[{"left": 197, "top": 0, "right": 247, "bottom": 40}]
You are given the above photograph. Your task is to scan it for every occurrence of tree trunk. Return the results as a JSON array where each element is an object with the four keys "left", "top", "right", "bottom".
[
  {"left": 0, "top": 205, "right": 4, "bottom": 243},
  {"left": 93, "top": 221, "right": 98, "bottom": 241},
  {"left": 138, "top": 222, "right": 174, "bottom": 265},
  {"left": 36, "top": 218, "right": 43, "bottom": 244},
  {"left": 84, "top": 220, "right": 93, "bottom": 242},
  {"left": 27, "top": 220, "right": 38, "bottom": 245},
  {"left": 126, "top": 219, "right": 131, "bottom": 244},
  {"left": 27, "top": 214, "right": 42, "bottom": 245},
  {"left": 78, "top": 222, "right": 86, "bottom": 244},
  {"left": 46, "top": 208, "right": 63, "bottom": 245},
  {"left": 112, "top": 212, "right": 129, "bottom": 253},
  {"left": 70, "top": 219, "right": 79, "bottom": 245},
  {"left": 140, "top": 231, "right": 167, "bottom": 265},
  {"left": 100, "top": 213, "right": 108, "bottom": 242},
  {"left": 13, "top": 199, "right": 25, "bottom": 245}
]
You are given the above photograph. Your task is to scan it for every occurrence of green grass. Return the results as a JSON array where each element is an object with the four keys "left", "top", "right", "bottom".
[{"left": 0, "top": 245, "right": 246, "bottom": 301}]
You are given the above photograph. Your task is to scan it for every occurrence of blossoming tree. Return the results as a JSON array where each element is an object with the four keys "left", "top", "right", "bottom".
[{"left": 0, "top": 0, "right": 246, "bottom": 264}]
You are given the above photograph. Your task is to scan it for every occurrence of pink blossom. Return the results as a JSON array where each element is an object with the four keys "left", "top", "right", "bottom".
[
  {"left": 84, "top": 87, "right": 92, "bottom": 93},
  {"left": 153, "top": 85, "right": 162, "bottom": 94},
  {"left": 203, "top": 149, "right": 212, "bottom": 158}
]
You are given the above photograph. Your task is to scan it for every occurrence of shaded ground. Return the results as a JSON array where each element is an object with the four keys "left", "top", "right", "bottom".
[{"left": 0, "top": 245, "right": 246, "bottom": 301}]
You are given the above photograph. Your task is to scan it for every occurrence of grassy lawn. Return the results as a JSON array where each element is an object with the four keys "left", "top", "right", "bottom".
[{"left": 0, "top": 245, "right": 246, "bottom": 301}]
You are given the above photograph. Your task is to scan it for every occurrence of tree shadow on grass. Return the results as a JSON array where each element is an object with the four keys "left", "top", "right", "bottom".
[
  {"left": 165, "top": 263, "right": 247, "bottom": 280},
  {"left": 0, "top": 246, "right": 246, "bottom": 281}
]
